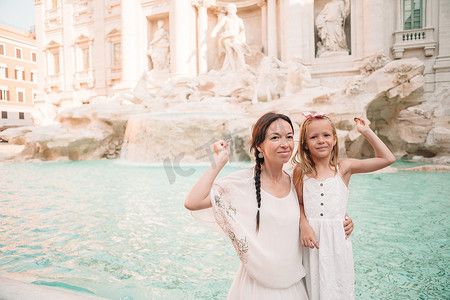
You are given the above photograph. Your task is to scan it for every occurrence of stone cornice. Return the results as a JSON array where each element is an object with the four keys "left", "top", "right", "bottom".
[
  {"left": 192, "top": 0, "right": 215, "bottom": 8},
  {"left": 215, "top": 0, "right": 259, "bottom": 8}
]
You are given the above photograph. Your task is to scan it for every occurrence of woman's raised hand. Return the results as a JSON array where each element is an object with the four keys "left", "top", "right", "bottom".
[
  {"left": 184, "top": 140, "right": 230, "bottom": 211},
  {"left": 212, "top": 140, "right": 230, "bottom": 167}
]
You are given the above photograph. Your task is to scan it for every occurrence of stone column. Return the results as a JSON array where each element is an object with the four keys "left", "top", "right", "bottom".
[
  {"left": 34, "top": 0, "right": 46, "bottom": 103},
  {"left": 267, "top": 0, "right": 277, "bottom": 57},
  {"left": 92, "top": 0, "right": 106, "bottom": 94},
  {"left": 396, "top": 0, "right": 402, "bottom": 31},
  {"left": 283, "top": 0, "right": 306, "bottom": 61},
  {"left": 193, "top": 0, "right": 212, "bottom": 74},
  {"left": 425, "top": 0, "right": 432, "bottom": 28},
  {"left": 363, "top": 0, "right": 386, "bottom": 56},
  {"left": 171, "top": 0, "right": 197, "bottom": 76},
  {"left": 433, "top": 1, "right": 450, "bottom": 83},
  {"left": 258, "top": 1, "right": 268, "bottom": 55},
  {"left": 61, "top": 2, "right": 72, "bottom": 94},
  {"left": 120, "top": 0, "right": 140, "bottom": 89}
]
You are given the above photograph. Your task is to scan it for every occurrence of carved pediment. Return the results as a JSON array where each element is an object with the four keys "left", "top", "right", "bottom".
[
  {"left": 107, "top": 29, "right": 121, "bottom": 38},
  {"left": 75, "top": 34, "right": 91, "bottom": 44},
  {"left": 46, "top": 41, "right": 61, "bottom": 49}
]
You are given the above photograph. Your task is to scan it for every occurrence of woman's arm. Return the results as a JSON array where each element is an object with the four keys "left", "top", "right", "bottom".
[
  {"left": 184, "top": 141, "right": 230, "bottom": 211},
  {"left": 344, "top": 214, "right": 354, "bottom": 239}
]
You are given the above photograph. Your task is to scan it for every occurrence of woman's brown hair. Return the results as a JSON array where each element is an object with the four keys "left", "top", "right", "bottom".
[{"left": 250, "top": 112, "right": 294, "bottom": 232}]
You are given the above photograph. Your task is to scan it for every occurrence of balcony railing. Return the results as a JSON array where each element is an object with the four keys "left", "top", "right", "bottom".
[
  {"left": 74, "top": 69, "right": 95, "bottom": 89},
  {"left": 45, "top": 7, "right": 62, "bottom": 27},
  {"left": 392, "top": 27, "right": 437, "bottom": 59},
  {"left": 74, "top": 0, "right": 93, "bottom": 24},
  {"left": 45, "top": 74, "right": 63, "bottom": 92},
  {"left": 106, "top": 0, "right": 121, "bottom": 14},
  {"left": 106, "top": 65, "right": 122, "bottom": 85}
]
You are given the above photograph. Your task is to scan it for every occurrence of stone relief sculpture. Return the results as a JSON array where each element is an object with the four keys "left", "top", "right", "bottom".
[
  {"left": 254, "top": 56, "right": 311, "bottom": 102},
  {"left": 147, "top": 20, "right": 170, "bottom": 71},
  {"left": 255, "top": 56, "right": 286, "bottom": 102},
  {"left": 211, "top": 4, "right": 250, "bottom": 72},
  {"left": 316, "top": 0, "right": 350, "bottom": 57}
]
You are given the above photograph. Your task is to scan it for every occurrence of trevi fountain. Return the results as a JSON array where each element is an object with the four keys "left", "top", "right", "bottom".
[
  {"left": 0, "top": 1, "right": 449, "bottom": 299},
  {"left": 0, "top": 2, "right": 449, "bottom": 169}
]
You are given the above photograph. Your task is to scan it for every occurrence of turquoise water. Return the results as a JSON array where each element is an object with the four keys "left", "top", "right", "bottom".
[{"left": 0, "top": 160, "right": 448, "bottom": 299}]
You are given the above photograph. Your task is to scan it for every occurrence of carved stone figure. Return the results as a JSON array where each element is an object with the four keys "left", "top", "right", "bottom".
[
  {"left": 255, "top": 56, "right": 286, "bottom": 102},
  {"left": 147, "top": 20, "right": 170, "bottom": 71},
  {"left": 316, "top": 0, "right": 350, "bottom": 57},
  {"left": 211, "top": 4, "right": 250, "bottom": 72},
  {"left": 284, "top": 59, "right": 312, "bottom": 96},
  {"left": 254, "top": 56, "right": 311, "bottom": 102}
]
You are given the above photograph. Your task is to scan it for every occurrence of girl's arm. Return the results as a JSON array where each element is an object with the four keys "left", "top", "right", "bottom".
[
  {"left": 293, "top": 168, "right": 319, "bottom": 249},
  {"left": 184, "top": 141, "right": 230, "bottom": 211},
  {"left": 342, "top": 118, "right": 396, "bottom": 180}
]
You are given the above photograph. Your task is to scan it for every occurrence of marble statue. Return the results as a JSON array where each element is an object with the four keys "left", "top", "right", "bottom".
[
  {"left": 316, "top": 0, "right": 350, "bottom": 57},
  {"left": 147, "top": 20, "right": 170, "bottom": 71},
  {"left": 255, "top": 56, "right": 286, "bottom": 102},
  {"left": 211, "top": 4, "right": 250, "bottom": 72},
  {"left": 254, "top": 56, "right": 312, "bottom": 102}
]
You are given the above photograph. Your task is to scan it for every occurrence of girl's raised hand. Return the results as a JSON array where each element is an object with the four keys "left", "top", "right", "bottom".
[{"left": 354, "top": 117, "right": 369, "bottom": 133}]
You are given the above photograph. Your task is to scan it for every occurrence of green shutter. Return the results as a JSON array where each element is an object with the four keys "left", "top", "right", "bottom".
[{"left": 403, "top": 0, "right": 422, "bottom": 30}]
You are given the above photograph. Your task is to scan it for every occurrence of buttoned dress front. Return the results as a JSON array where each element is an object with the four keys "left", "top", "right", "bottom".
[{"left": 302, "top": 170, "right": 355, "bottom": 300}]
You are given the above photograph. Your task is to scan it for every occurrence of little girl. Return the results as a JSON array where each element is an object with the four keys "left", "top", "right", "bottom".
[{"left": 292, "top": 112, "right": 395, "bottom": 300}]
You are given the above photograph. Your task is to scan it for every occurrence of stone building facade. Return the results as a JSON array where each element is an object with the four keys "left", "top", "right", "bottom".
[
  {"left": 34, "top": 0, "right": 449, "bottom": 107},
  {"left": 0, "top": 25, "right": 37, "bottom": 130}
]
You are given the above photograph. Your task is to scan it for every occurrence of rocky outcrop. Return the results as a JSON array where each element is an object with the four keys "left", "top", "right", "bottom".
[
  {"left": 1, "top": 99, "right": 150, "bottom": 161},
  {"left": 0, "top": 56, "right": 448, "bottom": 165}
]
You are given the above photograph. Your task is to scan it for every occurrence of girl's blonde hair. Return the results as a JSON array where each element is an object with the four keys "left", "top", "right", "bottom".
[{"left": 292, "top": 116, "right": 340, "bottom": 193}]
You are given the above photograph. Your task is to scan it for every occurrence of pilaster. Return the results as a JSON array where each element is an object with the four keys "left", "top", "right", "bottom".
[
  {"left": 267, "top": 0, "right": 277, "bottom": 58},
  {"left": 119, "top": 0, "right": 140, "bottom": 89},
  {"left": 258, "top": 1, "right": 268, "bottom": 55},
  {"left": 192, "top": 0, "right": 213, "bottom": 74},
  {"left": 285, "top": 0, "right": 314, "bottom": 62},
  {"left": 170, "top": 0, "right": 197, "bottom": 76},
  {"left": 35, "top": 0, "right": 46, "bottom": 103},
  {"left": 362, "top": 0, "right": 386, "bottom": 57},
  {"left": 434, "top": 0, "right": 450, "bottom": 83}
]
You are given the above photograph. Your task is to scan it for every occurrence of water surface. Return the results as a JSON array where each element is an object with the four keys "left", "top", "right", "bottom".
[{"left": 0, "top": 160, "right": 448, "bottom": 299}]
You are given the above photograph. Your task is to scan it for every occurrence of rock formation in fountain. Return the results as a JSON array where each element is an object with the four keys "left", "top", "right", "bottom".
[{"left": 0, "top": 52, "right": 448, "bottom": 165}]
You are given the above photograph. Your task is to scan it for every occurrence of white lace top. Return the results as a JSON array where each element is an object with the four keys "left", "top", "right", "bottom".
[{"left": 192, "top": 167, "right": 306, "bottom": 289}]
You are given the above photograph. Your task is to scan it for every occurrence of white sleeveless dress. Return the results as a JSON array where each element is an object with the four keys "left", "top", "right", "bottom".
[
  {"left": 302, "top": 169, "right": 355, "bottom": 300},
  {"left": 192, "top": 167, "right": 309, "bottom": 300}
]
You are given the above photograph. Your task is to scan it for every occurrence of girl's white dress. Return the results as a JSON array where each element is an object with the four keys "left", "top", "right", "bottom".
[
  {"left": 302, "top": 169, "right": 355, "bottom": 300},
  {"left": 192, "top": 167, "right": 309, "bottom": 300}
]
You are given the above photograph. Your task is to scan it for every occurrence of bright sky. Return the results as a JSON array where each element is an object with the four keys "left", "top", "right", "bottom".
[{"left": 0, "top": 0, "right": 35, "bottom": 32}]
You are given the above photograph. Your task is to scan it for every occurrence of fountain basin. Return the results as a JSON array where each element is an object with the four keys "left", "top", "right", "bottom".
[{"left": 121, "top": 111, "right": 252, "bottom": 163}]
